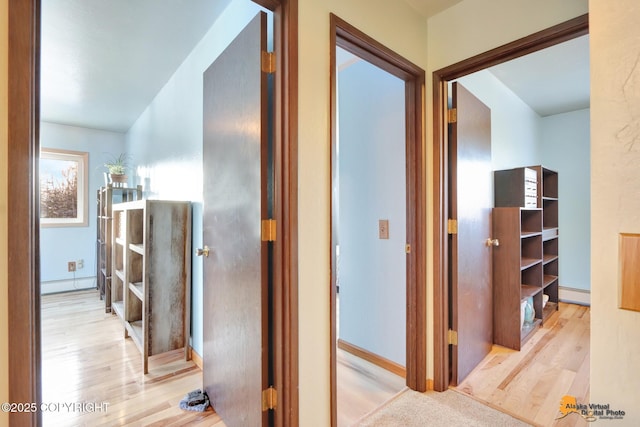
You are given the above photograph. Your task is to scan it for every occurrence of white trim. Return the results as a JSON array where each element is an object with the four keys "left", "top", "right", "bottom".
[
  {"left": 40, "top": 277, "right": 96, "bottom": 295},
  {"left": 559, "top": 286, "right": 590, "bottom": 306},
  {"left": 40, "top": 148, "right": 89, "bottom": 227}
]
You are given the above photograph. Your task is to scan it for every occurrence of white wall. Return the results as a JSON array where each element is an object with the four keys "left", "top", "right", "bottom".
[
  {"left": 39, "top": 122, "right": 126, "bottom": 293},
  {"left": 591, "top": 1, "right": 640, "bottom": 423},
  {"left": 457, "top": 70, "right": 542, "bottom": 170},
  {"left": 125, "top": 0, "right": 265, "bottom": 357},
  {"left": 541, "top": 109, "right": 591, "bottom": 292},
  {"left": 337, "top": 59, "right": 406, "bottom": 365}
]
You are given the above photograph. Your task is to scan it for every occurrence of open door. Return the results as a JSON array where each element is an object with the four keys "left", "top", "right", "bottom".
[
  {"left": 201, "top": 12, "right": 271, "bottom": 426},
  {"left": 449, "top": 82, "right": 493, "bottom": 385}
]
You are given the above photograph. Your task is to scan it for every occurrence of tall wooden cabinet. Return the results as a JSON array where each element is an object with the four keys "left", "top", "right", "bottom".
[
  {"left": 493, "top": 166, "right": 559, "bottom": 350},
  {"left": 96, "top": 184, "right": 142, "bottom": 312},
  {"left": 112, "top": 200, "right": 191, "bottom": 374}
]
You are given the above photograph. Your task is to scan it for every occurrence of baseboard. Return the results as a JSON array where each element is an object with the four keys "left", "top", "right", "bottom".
[
  {"left": 41, "top": 277, "right": 96, "bottom": 294},
  {"left": 190, "top": 346, "right": 203, "bottom": 370},
  {"left": 426, "top": 379, "right": 434, "bottom": 390},
  {"left": 559, "top": 286, "right": 590, "bottom": 306},
  {"left": 337, "top": 338, "right": 406, "bottom": 378}
]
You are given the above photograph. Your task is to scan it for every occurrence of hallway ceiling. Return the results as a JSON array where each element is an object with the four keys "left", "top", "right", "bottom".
[
  {"left": 488, "top": 35, "right": 590, "bottom": 116},
  {"left": 41, "top": 0, "right": 232, "bottom": 133},
  {"left": 41, "top": 0, "right": 589, "bottom": 134},
  {"left": 403, "top": 0, "right": 464, "bottom": 17}
]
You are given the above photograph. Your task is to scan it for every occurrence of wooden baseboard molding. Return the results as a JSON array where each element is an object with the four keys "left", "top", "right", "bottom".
[
  {"left": 338, "top": 339, "right": 406, "bottom": 378},
  {"left": 426, "top": 379, "right": 434, "bottom": 390},
  {"left": 190, "top": 346, "right": 203, "bottom": 370}
]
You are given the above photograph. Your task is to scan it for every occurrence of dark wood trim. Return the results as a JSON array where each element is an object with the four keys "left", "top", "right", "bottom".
[
  {"left": 337, "top": 339, "right": 406, "bottom": 378},
  {"left": 330, "top": 13, "right": 427, "bottom": 427},
  {"left": 432, "top": 74, "right": 449, "bottom": 392},
  {"left": 431, "top": 13, "right": 589, "bottom": 392},
  {"left": 267, "top": 0, "right": 299, "bottom": 426},
  {"left": 8, "top": 0, "right": 42, "bottom": 426},
  {"left": 329, "top": 15, "right": 338, "bottom": 427},
  {"left": 9, "top": 0, "right": 299, "bottom": 426},
  {"left": 189, "top": 346, "right": 204, "bottom": 370},
  {"left": 435, "top": 14, "right": 589, "bottom": 81}
]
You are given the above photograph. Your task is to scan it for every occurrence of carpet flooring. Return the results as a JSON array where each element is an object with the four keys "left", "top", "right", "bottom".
[{"left": 354, "top": 388, "right": 534, "bottom": 426}]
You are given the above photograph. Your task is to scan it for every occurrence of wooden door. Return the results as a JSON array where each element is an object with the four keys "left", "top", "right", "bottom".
[
  {"left": 449, "top": 82, "right": 493, "bottom": 385},
  {"left": 202, "top": 12, "right": 270, "bottom": 427}
]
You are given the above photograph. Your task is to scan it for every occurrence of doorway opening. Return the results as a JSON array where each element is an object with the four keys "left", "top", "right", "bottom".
[
  {"left": 7, "top": 0, "right": 299, "bottom": 425},
  {"left": 433, "top": 13, "right": 590, "bottom": 425},
  {"left": 329, "top": 14, "right": 426, "bottom": 427}
]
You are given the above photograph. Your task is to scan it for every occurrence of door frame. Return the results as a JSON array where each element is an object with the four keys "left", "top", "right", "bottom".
[
  {"left": 7, "top": 0, "right": 299, "bottom": 425},
  {"left": 432, "top": 14, "right": 589, "bottom": 391},
  {"left": 329, "top": 14, "right": 427, "bottom": 426}
]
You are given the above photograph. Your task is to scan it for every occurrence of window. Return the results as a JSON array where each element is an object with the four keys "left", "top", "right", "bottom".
[{"left": 40, "top": 148, "right": 89, "bottom": 227}]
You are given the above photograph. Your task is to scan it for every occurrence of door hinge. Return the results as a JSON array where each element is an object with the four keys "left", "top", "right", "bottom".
[
  {"left": 405, "top": 244, "right": 411, "bottom": 254},
  {"left": 447, "top": 108, "right": 457, "bottom": 123},
  {"left": 261, "top": 219, "right": 277, "bottom": 242},
  {"left": 448, "top": 329, "right": 458, "bottom": 346},
  {"left": 447, "top": 219, "right": 458, "bottom": 235},
  {"left": 262, "top": 51, "right": 276, "bottom": 73},
  {"left": 262, "top": 386, "right": 277, "bottom": 411}
]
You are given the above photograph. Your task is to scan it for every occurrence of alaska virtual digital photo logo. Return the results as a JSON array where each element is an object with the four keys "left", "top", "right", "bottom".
[{"left": 557, "top": 395, "right": 626, "bottom": 422}]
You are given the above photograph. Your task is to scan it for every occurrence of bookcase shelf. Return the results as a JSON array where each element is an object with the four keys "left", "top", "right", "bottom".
[
  {"left": 493, "top": 207, "right": 543, "bottom": 350},
  {"left": 95, "top": 184, "right": 141, "bottom": 312},
  {"left": 493, "top": 166, "right": 560, "bottom": 350},
  {"left": 111, "top": 199, "right": 192, "bottom": 374}
]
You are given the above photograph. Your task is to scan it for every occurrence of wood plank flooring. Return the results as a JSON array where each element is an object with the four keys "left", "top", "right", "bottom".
[
  {"left": 43, "top": 291, "right": 588, "bottom": 426},
  {"left": 41, "top": 290, "right": 224, "bottom": 427},
  {"left": 457, "top": 302, "right": 590, "bottom": 427},
  {"left": 337, "top": 349, "right": 405, "bottom": 426}
]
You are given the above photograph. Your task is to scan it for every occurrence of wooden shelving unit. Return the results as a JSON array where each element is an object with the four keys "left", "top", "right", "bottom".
[
  {"left": 111, "top": 199, "right": 192, "bottom": 374},
  {"left": 492, "top": 208, "right": 543, "bottom": 350},
  {"left": 530, "top": 165, "right": 560, "bottom": 320},
  {"left": 493, "top": 166, "right": 560, "bottom": 350},
  {"left": 96, "top": 184, "right": 141, "bottom": 312}
]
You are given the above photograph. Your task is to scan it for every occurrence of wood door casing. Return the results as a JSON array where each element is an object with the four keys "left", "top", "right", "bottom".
[
  {"left": 330, "top": 14, "right": 427, "bottom": 426},
  {"left": 8, "top": 0, "right": 301, "bottom": 426},
  {"left": 432, "top": 15, "right": 589, "bottom": 392},
  {"left": 202, "top": 12, "right": 269, "bottom": 427},
  {"left": 449, "top": 82, "right": 493, "bottom": 385}
]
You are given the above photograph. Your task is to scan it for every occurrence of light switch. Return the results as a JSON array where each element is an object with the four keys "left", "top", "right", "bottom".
[{"left": 379, "top": 219, "right": 389, "bottom": 239}]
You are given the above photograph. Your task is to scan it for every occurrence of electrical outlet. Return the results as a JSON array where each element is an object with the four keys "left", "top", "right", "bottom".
[
  {"left": 68, "top": 261, "right": 76, "bottom": 272},
  {"left": 77, "top": 259, "right": 84, "bottom": 269}
]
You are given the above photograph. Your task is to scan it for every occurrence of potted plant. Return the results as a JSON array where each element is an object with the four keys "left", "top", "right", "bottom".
[{"left": 104, "top": 153, "right": 129, "bottom": 186}]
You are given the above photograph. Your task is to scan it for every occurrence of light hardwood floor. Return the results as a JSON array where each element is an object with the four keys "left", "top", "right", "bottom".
[
  {"left": 42, "top": 291, "right": 587, "bottom": 426},
  {"left": 336, "top": 349, "right": 405, "bottom": 426},
  {"left": 41, "top": 289, "right": 224, "bottom": 427},
  {"left": 457, "top": 302, "right": 590, "bottom": 427}
]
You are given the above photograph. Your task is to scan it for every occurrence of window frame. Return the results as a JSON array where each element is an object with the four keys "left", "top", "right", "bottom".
[{"left": 39, "top": 148, "right": 89, "bottom": 227}]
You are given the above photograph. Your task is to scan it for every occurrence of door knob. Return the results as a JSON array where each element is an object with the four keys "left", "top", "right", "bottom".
[
  {"left": 196, "top": 246, "right": 210, "bottom": 257},
  {"left": 485, "top": 238, "right": 499, "bottom": 247}
]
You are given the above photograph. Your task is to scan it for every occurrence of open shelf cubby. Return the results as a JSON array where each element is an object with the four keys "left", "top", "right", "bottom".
[
  {"left": 493, "top": 166, "right": 560, "bottom": 351},
  {"left": 111, "top": 200, "right": 192, "bottom": 374}
]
